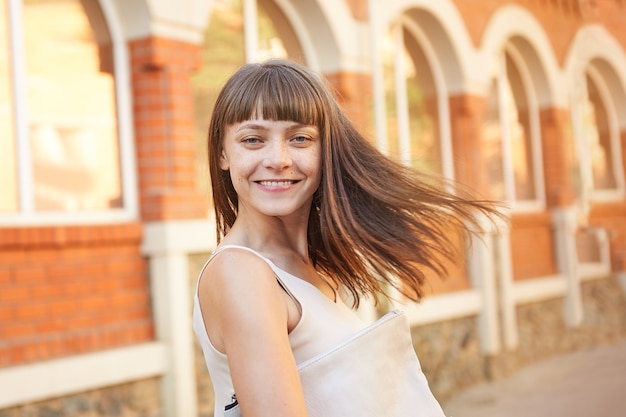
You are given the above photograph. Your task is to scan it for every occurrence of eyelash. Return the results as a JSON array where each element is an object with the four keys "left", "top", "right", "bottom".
[
  {"left": 240, "top": 135, "right": 313, "bottom": 145},
  {"left": 291, "top": 135, "right": 310, "bottom": 143}
]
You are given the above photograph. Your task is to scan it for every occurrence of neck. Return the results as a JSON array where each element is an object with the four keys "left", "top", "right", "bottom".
[{"left": 222, "top": 210, "right": 311, "bottom": 263}]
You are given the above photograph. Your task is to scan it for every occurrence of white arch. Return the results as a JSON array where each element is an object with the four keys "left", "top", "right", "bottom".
[
  {"left": 250, "top": 0, "right": 352, "bottom": 73},
  {"left": 480, "top": 4, "right": 563, "bottom": 107},
  {"left": 110, "top": 0, "right": 211, "bottom": 43},
  {"left": 401, "top": 18, "right": 454, "bottom": 179},
  {"left": 311, "top": 0, "right": 368, "bottom": 72},
  {"left": 108, "top": 0, "right": 150, "bottom": 41},
  {"left": 267, "top": 0, "right": 320, "bottom": 71},
  {"left": 111, "top": 0, "right": 352, "bottom": 77},
  {"left": 375, "top": 0, "right": 478, "bottom": 94},
  {"left": 564, "top": 24, "right": 626, "bottom": 129},
  {"left": 99, "top": 0, "right": 139, "bottom": 220}
]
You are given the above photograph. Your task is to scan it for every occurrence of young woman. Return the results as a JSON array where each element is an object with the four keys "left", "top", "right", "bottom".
[{"left": 193, "top": 59, "right": 497, "bottom": 417}]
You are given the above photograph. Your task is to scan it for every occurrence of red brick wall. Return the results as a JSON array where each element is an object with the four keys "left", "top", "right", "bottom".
[
  {"left": 324, "top": 71, "right": 374, "bottom": 139},
  {"left": 510, "top": 212, "right": 558, "bottom": 280},
  {"left": 453, "top": 0, "right": 626, "bottom": 65},
  {"left": 130, "top": 36, "right": 209, "bottom": 221},
  {"left": 449, "top": 94, "right": 490, "bottom": 195},
  {"left": 0, "top": 224, "right": 152, "bottom": 367}
]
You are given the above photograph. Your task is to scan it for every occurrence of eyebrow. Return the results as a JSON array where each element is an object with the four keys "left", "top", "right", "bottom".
[
  {"left": 235, "top": 122, "right": 315, "bottom": 132},
  {"left": 235, "top": 123, "right": 268, "bottom": 132}
]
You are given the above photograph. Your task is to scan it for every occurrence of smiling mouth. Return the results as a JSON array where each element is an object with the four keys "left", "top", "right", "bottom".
[{"left": 257, "top": 180, "right": 298, "bottom": 187}]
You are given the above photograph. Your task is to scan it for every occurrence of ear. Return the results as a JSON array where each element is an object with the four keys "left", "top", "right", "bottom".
[{"left": 219, "top": 149, "right": 230, "bottom": 171}]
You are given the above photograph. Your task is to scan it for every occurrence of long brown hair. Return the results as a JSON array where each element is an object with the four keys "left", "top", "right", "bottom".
[{"left": 208, "top": 60, "right": 498, "bottom": 305}]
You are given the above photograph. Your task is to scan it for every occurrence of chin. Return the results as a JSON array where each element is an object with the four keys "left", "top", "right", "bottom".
[{"left": 259, "top": 205, "right": 311, "bottom": 219}]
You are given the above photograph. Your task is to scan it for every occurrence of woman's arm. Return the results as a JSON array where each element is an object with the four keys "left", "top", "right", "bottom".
[{"left": 197, "top": 249, "right": 308, "bottom": 417}]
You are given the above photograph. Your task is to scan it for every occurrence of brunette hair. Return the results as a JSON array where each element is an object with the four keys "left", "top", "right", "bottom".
[{"left": 208, "top": 59, "right": 497, "bottom": 305}]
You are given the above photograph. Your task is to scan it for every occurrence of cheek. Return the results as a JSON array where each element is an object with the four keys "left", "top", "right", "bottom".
[
  {"left": 219, "top": 152, "right": 229, "bottom": 171},
  {"left": 225, "top": 157, "right": 253, "bottom": 187},
  {"left": 227, "top": 172, "right": 245, "bottom": 196},
  {"left": 309, "top": 150, "right": 322, "bottom": 183}
]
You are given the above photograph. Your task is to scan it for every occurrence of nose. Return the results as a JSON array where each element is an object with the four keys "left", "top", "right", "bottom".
[{"left": 263, "top": 141, "right": 292, "bottom": 169}]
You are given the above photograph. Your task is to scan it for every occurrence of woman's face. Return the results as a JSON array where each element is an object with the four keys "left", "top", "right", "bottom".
[{"left": 220, "top": 117, "right": 322, "bottom": 221}]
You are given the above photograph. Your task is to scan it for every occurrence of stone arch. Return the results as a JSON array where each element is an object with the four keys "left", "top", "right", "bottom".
[
  {"left": 110, "top": 0, "right": 222, "bottom": 43},
  {"left": 564, "top": 25, "right": 626, "bottom": 129},
  {"left": 108, "top": 0, "right": 154, "bottom": 41},
  {"left": 377, "top": 0, "right": 477, "bottom": 95},
  {"left": 480, "top": 4, "right": 562, "bottom": 108},
  {"left": 116, "top": 0, "right": 352, "bottom": 73},
  {"left": 283, "top": 0, "right": 352, "bottom": 72}
]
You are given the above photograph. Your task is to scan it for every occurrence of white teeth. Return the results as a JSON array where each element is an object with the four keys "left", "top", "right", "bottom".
[{"left": 259, "top": 180, "right": 294, "bottom": 187}]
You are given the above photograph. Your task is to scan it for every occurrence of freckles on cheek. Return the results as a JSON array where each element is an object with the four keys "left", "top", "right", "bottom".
[{"left": 230, "top": 174, "right": 245, "bottom": 186}]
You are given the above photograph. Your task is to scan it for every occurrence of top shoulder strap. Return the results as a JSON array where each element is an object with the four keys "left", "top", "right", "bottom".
[{"left": 196, "top": 245, "right": 301, "bottom": 310}]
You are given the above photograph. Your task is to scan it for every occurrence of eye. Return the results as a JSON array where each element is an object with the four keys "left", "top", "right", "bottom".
[
  {"left": 241, "top": 136, "right": 262, "bottom": 145},
  {"left": 292, "top": 135, "right": 309, "bottom": 143}
]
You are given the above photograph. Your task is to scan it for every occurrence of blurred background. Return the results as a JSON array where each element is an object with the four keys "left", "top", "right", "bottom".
[{"left": 1, "top": 0, "right": 625, "bottom": 416}]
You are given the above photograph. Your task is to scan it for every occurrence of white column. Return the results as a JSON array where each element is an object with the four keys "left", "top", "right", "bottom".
[
  {"left": 243, "top": 0, "right": 259, "bottom": 63},
  {"left": 467, "top": 213, "right": 501, "bottom": 355},
  {"left": 142, "top": 219, "right": 216, "bottom": 417},
  {"left": 149, "top": 253, "right": 197, "bottom": 417},
  {"left": 393, "top": 22, "right": 411, "bottom": 165},
  {"left": 495, "top": 211, "right": 518, "bottom": 349},
  {"left": 367, "top": 0, "right": 388, "bottom": 155},
  {"left": 553, "top": 207, "right": 583, "bottom": 327},
  {"left": 7, "top": 0, "right": 34, "bottom": 213}
]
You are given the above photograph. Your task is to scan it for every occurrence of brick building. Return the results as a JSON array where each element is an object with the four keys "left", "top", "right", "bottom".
[{"left": 1, "top": 0, "right": 625, "bottom": 416}]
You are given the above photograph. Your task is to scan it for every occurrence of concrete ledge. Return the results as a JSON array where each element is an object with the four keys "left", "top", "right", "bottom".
[
  {"left": 399, "top": 289, "right": 482, "bottom": 326},
  {"left": 0, "top": 342, "right": 167, "bottom": 409},
  {"left": 579, "top": 262, "right": 611, "bottom": 281},
  {"left": 141, "top": 219, "right": 216, "bottom": 255},
  {"left": 513, "top": 275, "right": 566, "bottom": 304}
]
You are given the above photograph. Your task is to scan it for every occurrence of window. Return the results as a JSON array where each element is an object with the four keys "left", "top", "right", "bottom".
[
  {"left": 571, "top": 67, "right": 625, "bottom": 204},
  {"left": 1, "top": 0, "right": 134, "bottom": 222},
  {"left": 257, "top": 0, "right": 304, "bottom": 63},
  {"left": 382, "top": 22, "right": 446, "bottom": 176},
  {"left": 483, "top": 49, "right": 544, "bottom": 209}
]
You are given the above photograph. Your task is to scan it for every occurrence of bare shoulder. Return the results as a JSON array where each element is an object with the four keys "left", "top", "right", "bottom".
[
  {"left": 198, "top": 248, "right": 280, "bottom": 308},
  {"left": 197, "top": 248, "right": 288, "bottom": 353},
  {"left": 199, "top": 248, "right": 279, "bottom": 295}
]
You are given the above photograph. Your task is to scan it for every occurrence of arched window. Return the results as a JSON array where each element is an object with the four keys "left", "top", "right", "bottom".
[
  {"left": 257, "top": 0, "right": 304, "bottom": 63},
  {"left": 382, "top": 20, "right": 448, "bottom": 176},
  {"left": 571, "top": 66, "right": 625, "bottom": 203},
  {"left": 378, "top": 16, "right": 468, "bottom": 293},
  {"left": 1, "top": 0, "right": 134, "bottom": 222},
  {"left": 483, "top": 47, "right": 544, "bottom": 210}
]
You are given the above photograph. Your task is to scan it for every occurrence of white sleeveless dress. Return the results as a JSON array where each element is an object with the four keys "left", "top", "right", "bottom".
[{"left": 192, "top": 245, "right": 446, "bottom": 417}]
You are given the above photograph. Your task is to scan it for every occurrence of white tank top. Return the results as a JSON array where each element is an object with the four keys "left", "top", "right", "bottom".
[{"left": 192, "top": 245, "right": 366, "bottom": 417}]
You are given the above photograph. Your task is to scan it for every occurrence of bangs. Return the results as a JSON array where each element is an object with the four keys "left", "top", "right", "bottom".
[{"left": 219, "top": 63, "right": 326, "bottom": 127}]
